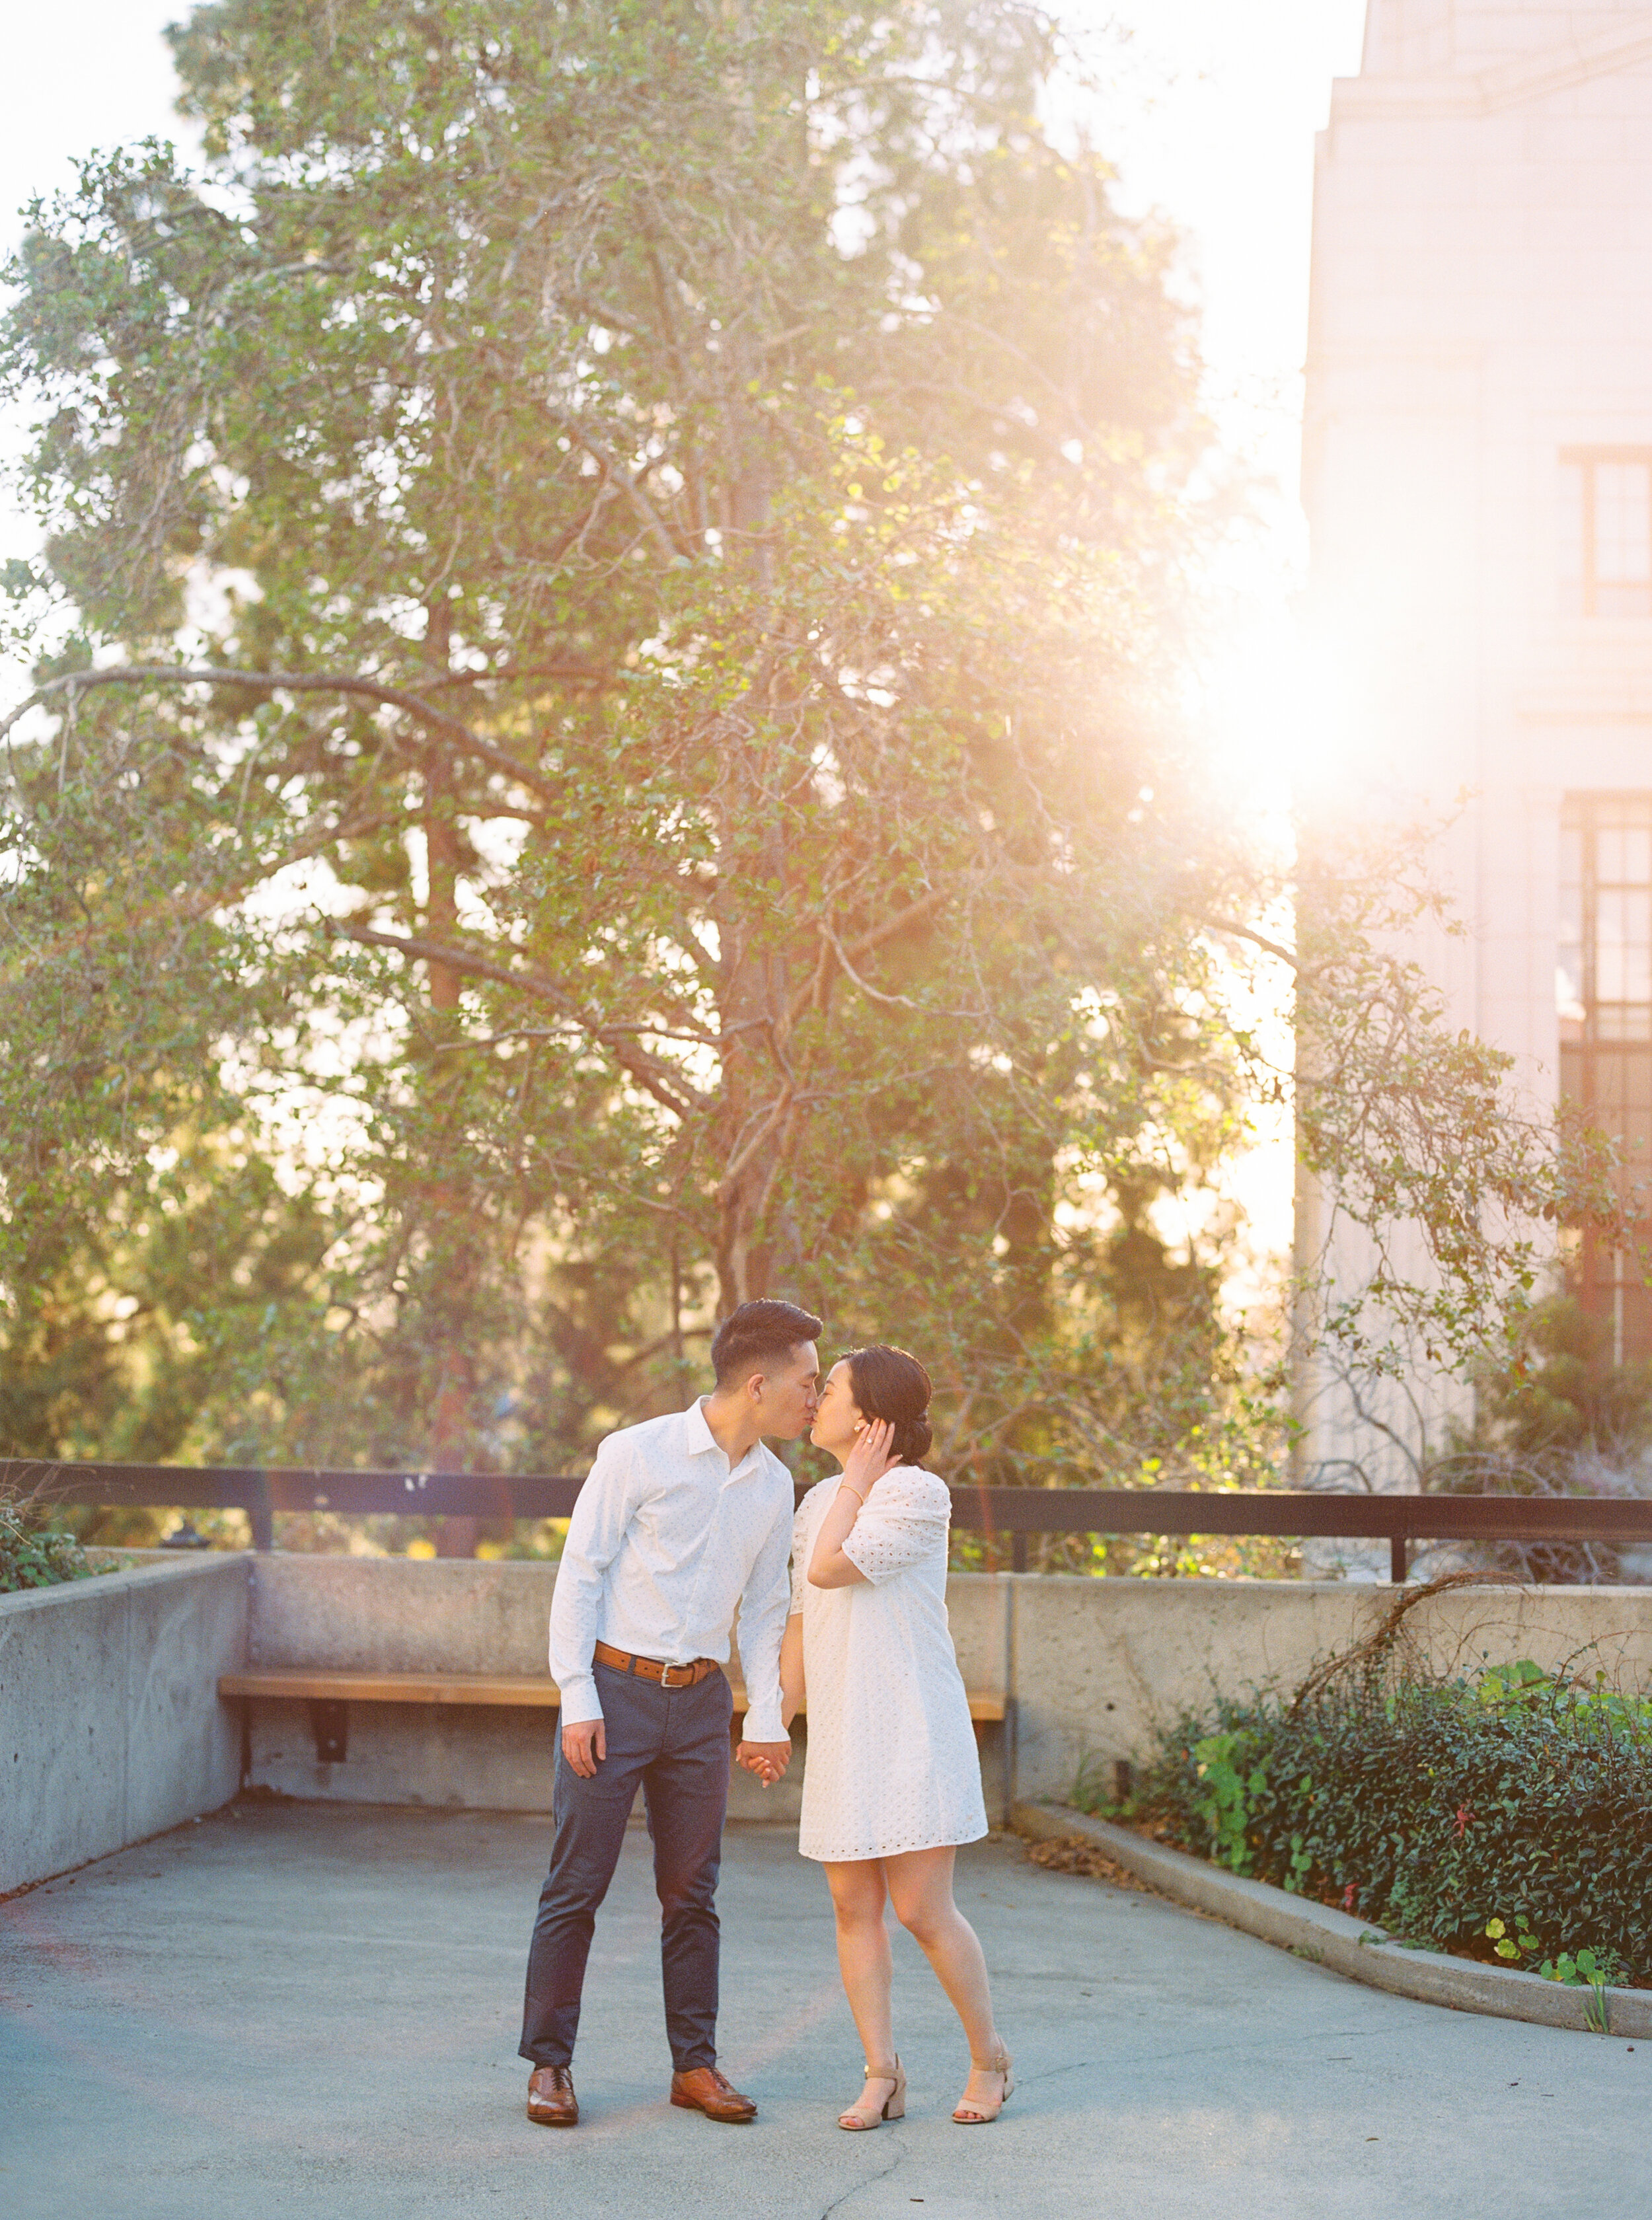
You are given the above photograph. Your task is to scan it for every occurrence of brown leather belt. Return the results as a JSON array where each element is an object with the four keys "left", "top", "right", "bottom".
[{"left": 593, "top": 1639, "right": 721, "bottom": 1689}]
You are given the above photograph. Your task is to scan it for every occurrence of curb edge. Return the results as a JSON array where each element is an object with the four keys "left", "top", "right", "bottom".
[{"left": 1010, "top": 1802, "right": 1652, "bottom": 2039}]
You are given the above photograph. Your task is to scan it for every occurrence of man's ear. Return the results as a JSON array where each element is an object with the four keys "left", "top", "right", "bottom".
[{"left": 744, "top": 1370, "right": 767, "bottom": 1405}]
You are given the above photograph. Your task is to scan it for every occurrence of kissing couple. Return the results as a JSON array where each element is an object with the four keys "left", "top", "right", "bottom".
[{"left": 518, "top": 1298, "right": 1012, "bottom": 2132}]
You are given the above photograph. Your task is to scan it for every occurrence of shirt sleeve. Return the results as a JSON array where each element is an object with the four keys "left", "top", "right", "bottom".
[
  {"left": 789, "top": 1493, "right": 814, "bottom": 1615},
  {"left": 735, "top": 1485, "right": 795, "bottom": 1744},
  {"left": 547, "top": 1434, "right": 640, "bottom": 1724},
  {"left": 840, "top": 1468, "right": 951, "bottom": 1586}
]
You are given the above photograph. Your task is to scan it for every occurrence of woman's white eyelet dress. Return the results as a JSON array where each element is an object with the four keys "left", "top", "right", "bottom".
[{"left": 792, "top": 1465, "right": 989, "bottom": 1863}]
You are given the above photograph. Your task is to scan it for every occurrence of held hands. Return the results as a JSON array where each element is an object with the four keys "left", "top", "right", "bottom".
[
  {"left": 735, "top": 1738, "right": 791, "bottom": 1789},
  {"left": 841, "top": 1416, "right": 898, "bottom": 1499},
  {"left": 565, "top": 1720, "right": 790, "bottom": 1786}
]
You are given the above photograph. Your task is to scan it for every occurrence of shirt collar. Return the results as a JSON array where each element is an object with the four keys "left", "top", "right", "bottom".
[
  {"left": 683, "top": 1397, "right": 720, "bottom": 1458},
  {"left": 683, "top": 1396, "right": 763, "bottom": 1475}
]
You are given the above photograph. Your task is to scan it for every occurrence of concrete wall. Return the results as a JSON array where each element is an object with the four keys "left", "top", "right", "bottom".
[
  {"left": 241, "top": 1557, "right": 1015, "bottom": 1822},
  {"left": 0, "top": 1554, "right": 248, "bottom": 1894},
  {"left": 1008, "top": 1575, "right": 1652, "bottom": 1803},
  {"left": 239, "top": 1557, "right": 1652, "bottom": 1813},
  {"left": 13, "top": 1553, "right": 1650, "bottom": 1880},
  {"left": 245, "top": 1556, "right": 568, "bottom": 1815}
]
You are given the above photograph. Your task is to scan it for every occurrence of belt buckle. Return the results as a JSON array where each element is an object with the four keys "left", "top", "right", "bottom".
[{"left": 660, "top": 1661, "right": 695, "bottom": 1689}]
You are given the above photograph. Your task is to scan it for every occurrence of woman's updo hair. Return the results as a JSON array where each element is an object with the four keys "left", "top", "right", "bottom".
[{"left": 843, "top": 1344, "right": 933, "bottom": 1467}]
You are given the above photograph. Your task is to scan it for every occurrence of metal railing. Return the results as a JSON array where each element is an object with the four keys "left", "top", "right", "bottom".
[{"left": 11, "top": 1458, "right": 1652, "bottom": 1580}]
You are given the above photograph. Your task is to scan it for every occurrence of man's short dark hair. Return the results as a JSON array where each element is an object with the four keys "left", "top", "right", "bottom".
[{"left": 710, "top": 1299, "right": 823, "bottom": 1387}]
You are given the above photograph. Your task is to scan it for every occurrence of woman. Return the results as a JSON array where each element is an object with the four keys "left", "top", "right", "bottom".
[{"left": 779, "top": 1345, "right": 1012, "bottom": 2130}]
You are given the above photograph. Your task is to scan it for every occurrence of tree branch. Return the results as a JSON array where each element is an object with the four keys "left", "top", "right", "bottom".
[
  {"left": 1203, "top": 914, "right": 1300, "bottom": 972},
  {"left": 428, "top": 661, "right": 613, "bottom": 692},
  {"left": 0, "top": 665, "right": 564, "bottom": 807},
  {"left": 819, "top": 920, "right": 915, "bottom": 1008},
  {"left": 789, "top": 883, "right": 954, "bottom": 1020},
  {"left": 716, "top": 1087, "right": 794, "bottom": 1200},
  {"left": 331, "top": 921, "right": 712, "bottom": 1121},
  {"left": 570, "top": 431, "right": 687, "bottom": 565},
  {"left": 837, "top": 883, "right": 954, "bottom": 965}
]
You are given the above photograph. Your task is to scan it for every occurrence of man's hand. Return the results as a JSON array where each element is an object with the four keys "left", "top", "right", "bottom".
[
  {"left": 735, "top": 1738, "right": 791, "bottom": 1788},
  {"left": 562, "top": 1719, "right": 606, "bottom": 1778}
]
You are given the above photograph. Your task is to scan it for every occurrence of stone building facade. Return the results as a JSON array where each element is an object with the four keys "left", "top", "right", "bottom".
[{"left": 1299, "top": 1, "right": 1652, "bottom": 1485}]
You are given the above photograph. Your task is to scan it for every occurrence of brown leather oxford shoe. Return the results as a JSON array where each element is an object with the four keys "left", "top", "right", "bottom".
[
  {"left": 669, "top": 2065, "right": 757, "bottom": 2123},
  {"left": 526, "top": 2063, "right": 578, "bottom": 2127}
]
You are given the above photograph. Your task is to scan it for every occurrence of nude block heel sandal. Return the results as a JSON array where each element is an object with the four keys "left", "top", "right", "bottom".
[
  {"left": 952, "top": 2048, "right": 1013, "bottom": 2125},
  {"left": 839, "top": 2057, "right": 905, "bottom": 2131}
]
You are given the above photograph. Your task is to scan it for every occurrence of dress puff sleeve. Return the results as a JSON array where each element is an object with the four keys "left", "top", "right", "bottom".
[{"left": 841, "top": 1467, "right": 951, "bottom": 1584}]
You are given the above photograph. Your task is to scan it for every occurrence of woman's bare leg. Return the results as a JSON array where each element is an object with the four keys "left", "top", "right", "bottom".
[
  {"left": 823, "top": 1858, "right": 897, "bottom": 2107},
  {"left": 883, "top": 1846, "right": 1005, "bottom": 2110}
]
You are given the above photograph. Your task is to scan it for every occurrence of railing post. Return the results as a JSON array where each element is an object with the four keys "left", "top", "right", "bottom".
[
  {"left": 1390, "top": 1534, "right": 1408, "bottom": 1584},
  {"left": 250, "top": 1475, "right": 274, "bottom": 1553}
]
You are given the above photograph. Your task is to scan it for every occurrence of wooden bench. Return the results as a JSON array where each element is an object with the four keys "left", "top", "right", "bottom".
[{"left": 219, "top": 1668, "right": 1008, "bottom": 1764}]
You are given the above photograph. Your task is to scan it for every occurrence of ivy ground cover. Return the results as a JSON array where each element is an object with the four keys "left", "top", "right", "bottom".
[{"left": 1104, "top": 1656, "right": 1652, "bottom": 1991}]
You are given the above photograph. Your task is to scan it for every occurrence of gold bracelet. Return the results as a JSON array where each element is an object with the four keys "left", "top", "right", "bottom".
[{"left": 839, "top": 1485, "right": 866, "bottom": 1505}]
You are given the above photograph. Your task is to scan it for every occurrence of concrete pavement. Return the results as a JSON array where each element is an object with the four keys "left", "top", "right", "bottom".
[{"left": 1, "top": 1801, "right": 1642, "bottom": 2219}]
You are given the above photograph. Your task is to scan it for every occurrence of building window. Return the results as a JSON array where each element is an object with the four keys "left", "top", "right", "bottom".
[
  {"left": 1558, "top": 794, "right": 1652, "bottom": 1362},
  {"left": 1559, "top": 452, "right": 1652, "bottom": 616}
]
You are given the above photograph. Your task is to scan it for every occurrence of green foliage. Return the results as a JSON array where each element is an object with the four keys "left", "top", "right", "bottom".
[
  {"left": 0, "top": 1495, "right": 108, "bottom": 1591},
  {"left": 1467, "top": 1296, "right": 1652, "bottom": 1458},
  {"left": 0, "top": 0, "right": 1271, "bottom": 1479},
  {"left": 1189, "top": 1728, "right": 1268, "bottom": 1875},
  {"left": 1423, "top": 1296, "right": 1652, "bottom": 1582},
  {"left": 1292, "top": 846, "right": 1626, "bottom": 1393},
  {"left": 1127, "top": 1656, "right": 1652, "bottom": 1986},
  {"left": 0, "top": 0, "right": 1626, "bottom": 1492}
]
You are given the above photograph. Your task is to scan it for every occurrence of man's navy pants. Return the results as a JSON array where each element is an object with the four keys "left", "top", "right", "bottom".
[{"left": 519, "top": 1658, "right": 732, "bottom": 2071}]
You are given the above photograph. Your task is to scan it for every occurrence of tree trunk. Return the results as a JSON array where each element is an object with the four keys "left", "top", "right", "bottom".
[
  {"left": 423, "top": 603, "right": 461, "bottom": 1012},
  {"left": 422, "top": 601, "right": 477, "bottom": 1552},
  {"left": 713, "top": 852, "right": 792, "bottom": 1306}
]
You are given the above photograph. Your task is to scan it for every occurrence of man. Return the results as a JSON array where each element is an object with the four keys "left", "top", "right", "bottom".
[{"left": 519, "top": 1298, "right": 821, "bottom": 2128}]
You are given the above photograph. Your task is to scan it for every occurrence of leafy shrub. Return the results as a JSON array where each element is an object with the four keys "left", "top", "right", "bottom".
[
  {"left": 0, "top": 1497, "right": 107, "bottom": 1592},
  {"left": 1119, "top": 1652, "right": 1652, "bottom": 1987}
]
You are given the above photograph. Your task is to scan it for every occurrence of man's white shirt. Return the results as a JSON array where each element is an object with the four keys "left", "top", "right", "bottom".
[{"left": 548, "top": 1399, "right": 794, "bottom": 1743}]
